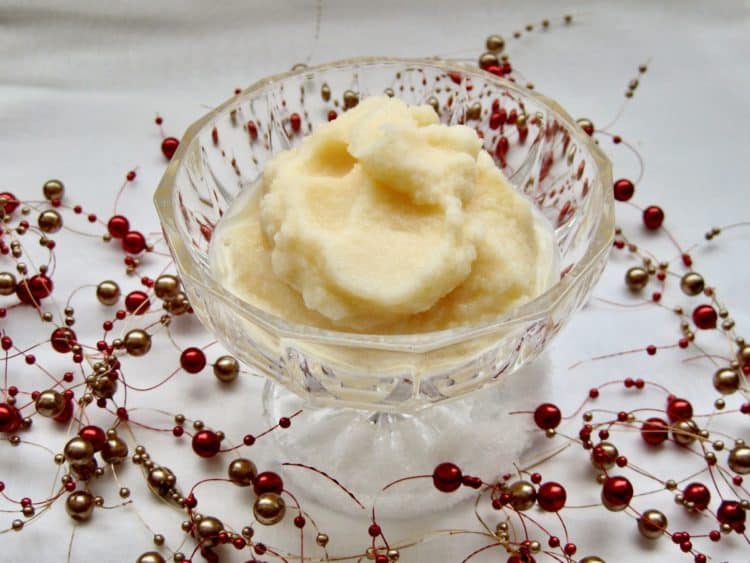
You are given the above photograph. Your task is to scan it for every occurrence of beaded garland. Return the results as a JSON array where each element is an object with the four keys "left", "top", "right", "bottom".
[{"left": 0, "top": 13, "right": 748, "bottom": 563}]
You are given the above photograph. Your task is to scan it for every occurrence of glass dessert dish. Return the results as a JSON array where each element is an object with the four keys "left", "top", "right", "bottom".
[{"left": 154, "top": 57, "right": 613, "bottom": 513}]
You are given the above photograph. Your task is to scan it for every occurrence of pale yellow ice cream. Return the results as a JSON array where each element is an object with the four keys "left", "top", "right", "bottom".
[{"left": 211, "top": 96, "right": 553, "bottom": 333}]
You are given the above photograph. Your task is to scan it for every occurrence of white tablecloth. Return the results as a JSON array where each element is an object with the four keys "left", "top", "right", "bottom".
[{"left": 1, "top": 1, "right": 748, "bottom": 561}]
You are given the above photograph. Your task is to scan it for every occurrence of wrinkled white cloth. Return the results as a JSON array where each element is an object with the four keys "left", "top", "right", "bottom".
[{"left": 0, "top": 1, "right": 748, "bottom": 561}]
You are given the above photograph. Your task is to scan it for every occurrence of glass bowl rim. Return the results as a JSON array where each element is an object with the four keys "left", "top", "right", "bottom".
[{"left": 154, "top": 56, "right": 613, "bottom": 351}]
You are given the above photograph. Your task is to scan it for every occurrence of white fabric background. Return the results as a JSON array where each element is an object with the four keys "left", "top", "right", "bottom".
[{"left": 1, "top": 1, "right": 749, "bottom": 561}]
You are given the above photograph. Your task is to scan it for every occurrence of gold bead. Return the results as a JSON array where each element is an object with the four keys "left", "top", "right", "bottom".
[
  {"left": 228, "top": 458, "right": 257, "bottom": 486},
  {"left": 479, "top": 52, "right": 499, "bottom": 69},
  {"left": 9, "top": 435, "right": 20, "bottom": 446},
  {"left": 529, "top": 540, "right": 541, "bottom": 553},
  {"left": 638, "top": 509, "right": 667, "bottom": 539},
  {"left": 680, "top": 272, "right": 704, "bottom": 296},
  {"left": 193, "top": 420, "right": 204, "bottom": 430},
  {"left": 665, "top": 480, "right": 677, "bottom": 491},
  {"left": 508, "top": 480, "right": 536, "bottom": 511},
  {"left": 94, "top": 495, "right": 104, "bottom": 507},
  {"left": 147, "top": 466, "right": 177, "bottom": 497},
  {"left": 54, "top": 453, "right": 65, "bottom": 465},
  {"left": 11, "top": 519, "right": 23, "bottom": 531},
  {"left": 485, "top": 34, "right": 505, "bottom": 52},
  {"left": 582, "top": 411, "right": 593, "bottom": 422},
  {"left": 579, "top": 558, "right": 606, "bottom": 563},
  {"left": 124, "top": 329, "right": 151, "bottom": 356},
  {"left": 591, "top": 442, "right": 618, "bottom": 470},
  {"left": 704, "top": 452, "right": 716, "bottom": 464},
  {"left": 714, "top": 398, "right": 726, "bottom": 410},
  {"left": 91, "top": 374, "right": 117, "bottom": 399},
  {"left": 0, "top": 272, "right": 16, "bottom": 295},
  {"left": 242, "top": 526, "right": 255, "bottom": 539},
  {"left": 545, "top": 428, "right": 556, "bottom": 438},
  {"left": 713, "top": 368, "right": 740, "bottom": 394},
  {"left": 137, "top": 552, "right": 166, "bottom": 563},
  {"left": 66, "top": 490, "right": 94, "bottom": 522},
  {"left": 71, "top": 459, "right": 98, "bottom": 481},
  {"left": 316, "top": 532, "right": 329, "bottom": 547},
  {"left": 625, "top": 267, "right": 649, "bottom": 290},
  {"left": 738, "top": 344, "right": 750, "bottom": 363},
  {"left": 96, "top": 280, "right": 120, "bottom": 306},
  {"left": 119, "top": 487, "right": 130, "bottom": 498},
  {"left": 22, "top": 505, "right": 34, "bottom": 517},
  {"left": 38, "top": 210, "right": 63, "bottom": 233},
  {"left": 173, "top": 553, "right": 185, "bottom": 562},
  {"left": 721, "top": 523, "right": 732, "bottom": 533},
  {"left": 713, "top": 440, "right": 725, "bottom": 451},
  {"left": 320, "top": 83, "right": 331, "bottom": 102},
  {"left": 722, "top": 319, "right": 735, "bottom": 330},
  {"left": 253, "top": 492, "right": 286, "bottom": 525},
  {"left": 342, "top": 90, "right": 359, "bottom": 110},
  {"left": 728, "top": 445, "right": 750, "bottom": 474},
  {"left": 64, "top": 437, "right": 95, "bottom": 465},
  {"left": 153, "top": 534, "right": 165, "bottom": 546},
  {"left": 196, "top": 516, "right": 223, "bottom": 540},
  {"left": 35, "top": 389, "right": 66, "bottom": 417},
  {"left": 181, "top": 521, "right": 192, "bottom": 532},
  {"left": 387, "top": 549, "right": 400, "bottom": 561},
  {"left": 154, "top": 275, "right": 180, "bottom": 300},
  {"left": 672, "top": 420, "right": 699, "bottom": 446},
  {"left": 43, "top": 179, "right": 65, "bottom": 200},
  {"left": 101, "top": 436, "right": 129, "bottom": 464},
  {"left": 213, "top": 356, "right": 240, "bottom": 383}
]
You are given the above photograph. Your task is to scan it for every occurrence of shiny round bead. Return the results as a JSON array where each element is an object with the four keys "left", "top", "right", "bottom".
[
  {"left": 680, "top": 273, "right": 705, "bottom": 296},
  {"left": 728, "top": 446, "right": 750, "bottom": 475},
  {"left": 667, "top": 398, "right": 693, "bottom": 422},
  {"left": 154, "top": 275, "right": 180, "bottom": 299},
  {"left": 642, "top": 206, "right": 664, "bottom": 230},
  {"left": 0, "top": 272, "right": 16, "bottom": 296},
  {"left": 196, "top": 516, "right": 223, "bottom": 540},
  {"left": 601, "top": 476, "right": 633, "bottom": 511},
  {"left": 682, "top": 482, "right": 711, "bottom": 510},
  {"left": 78, "top": 425, "right": 106, "bottom": 451},
  {"left": 50, "top": 326, "right": 76, "bottom": 353},
  {"left": 432, "top": 462, "right": 462, "bottom": 493},
  {"left": 479, "top": 52, "right": 499, "bottom": 69},
  {"left": 640, "top": 417, "right": 669, "bottom": 445},
  {"left": 486, "top": 34, "right": 505, "bottom": 51},
  {"left": 213, "top": 355, "right": 240, "bottom": 383},
  {"left": 613, "top": 178, "right": 635, "bottom": 202},
  {"left": 713, "top": 368, "right": 739, "bottom": 394},
  {"left": 253, "top": 492, "right": 286, "bottom": 526},
  {"left": 16, "top": 274, "right": 53, "bottom": 304},
  {"left": 672, "top": 419, "right": 699, "bottom": 446},
  {"left": 717, "top": 500, "right": 746, "bottom": 529},
  {"left": 96, "top": 280, "right": 120, "bottom": 305},
  {"left": 43, "top": 179, "right": 65, "bottom": 200},
  {"left": 122, "top": 231, "right": 147, "bottom": 254},
  {"left": 65, "top": 490, "right": 94, "bottom": 521},
  {"left": 180, "top": 347, "right": 207, "bottom": 373},
  {"left": 107, "top": 215, "right": 130, "bottom": 239},
  {"left": 64, "top": 437, "right": 94, "bottom": 465},
  {"left": 625, "top": 267, "right": 649, "bottom": 290},
  {"left": 35, "top": 389, "right": 66, "bottom": 417},
  {"left": 533, "top": 403, "right": 561, "bottom": 429},
  {"left": 192, "top": 430, "right": 221, "bottom": 458},
  {"left": 693, "top": 304, "right": 718, "bottom": 329},
  {"left": 38, "top": 209, "right": 63, "bottom": 233},
  {"left": 537, "top": 482, "right": 566, "bottom": 512},
  {"left": 101, "top": 436, "right": 129, "bottom": 464},
  {"left": 161, "top": 137, "right": 180, "bottom": 160},
  {"left": 137, "top": 552, "right": 165, "bottom": 563},
  {"left": 228, "top": 458, "right": 257, "bottom": 486},
  {"left": 508, "top": 480, "right": 536, "bottom": 511},
  {"left": 591, "top": 442, "right": 618, "bottom": 470},
  {"left": 254, "top": 471, "right": 284, "bottom": 495},
  {"left": 638, "top": 509, "right": 667, "bottom": 539},
  {"left": 124, "top": 329, "right": 151, "bottom": 356},
  {"left": 125, "top": 291, "right": 150, "bottom": 314}
]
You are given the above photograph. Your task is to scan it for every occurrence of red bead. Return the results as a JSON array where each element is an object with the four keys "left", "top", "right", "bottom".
[
  {"left": 733, "top": 475, "right": 744, "bottom": 486},
  {"left": 667, "top": 398, "right": 693, "bottom": 422},
  {"left": 289, "top": 113, "right": 302, "bottom": 132},
  {"left": 87, "top": 213, "right": 97, "bottom": 223},
  {"left": 613, "top": 179, "right": 635, "bottom": 202},
  {"left": 652, "top": 291, "right": 661, "bottom": 302},
  {"left": 64, "top": 481, "right": 76, "bottom": 492},
  {"left": 533, "top": 403, "right": 561, "bottom": 430},
  {"left": 184, "top": 494, "right": 197, "bottom": 508},
  {"left": 0, "top": 192, "right": 20, "bottom": 214},
  {"left": 293, "top": 515, "right": 305, "bottom": 528},
  {"left": 617, "top": 411, "right": 628, "bottom": 422},
  {"left": 253, "top": 471, "right": 284, "bottom": 495},
  {"left": 368, "top": 523, "right": 381, "bottom": 537},
  {"left": 278, "top": 416, "right": 291, "bottom": 428},
  {"left": 432, "top": 462, "right": 463, "bottom": 493},
  {"left": 643, "top": 205, "right": 664, "bottom": 230},
  {"left": 79, "top": 425, "right": 106, "bottom": 451},
  {"left": 126, "top": 170, "right": 136, "bottom": 181},
  {"left": 682, "top": 482, "right": 710, "bottom": 511},
  {"left": 327, "top": 110, "right": 337, "bottom": 121},
  {"left": 530, "top": 472, "right": 542, "bottom": 484},
  {"left": 16, "top": 274, "right": 54, "bottom": 304},
  {"left": 20, "top": 497, "right": 31, "bottom": 507},
  {"left": 682, "top": 253, "right": 693, "bottom": 267},
  {"left": 73, "top": 205, "right": 83, "bottom": 214},
  {"left": 563, "top": 543, "right": 577, "bottom": 556},
  {"left": 709, "top": 530, "right": 721, "bottom": 542},
  {"left": 680, "top": 541, "right": 692, "bottom": 553},
  {"left": 692, "top": 304, "right": 717, "bottom": 330},
  {"left": 107, "top": 215, "right": 130, "bottom": 239},
  {"left": 0, "top": 404, "right": 22, "bottom": 433},
  {"left": 589, "top": 388, "right": 599, "bottom": 399},
  {"left": 172, "top": 426, "right": 184, "bottom": 437},
  {"left": 1, "top": 336, "right": 12, "bottom": 351},
  {"left": 155, "top": 116, "right": 163, "bottom": 125},
  {"left": 579, "top": 121, "right": 594, "bottom": 136},
  {"left": 635, "top": 379, "right": 645, "bottom": 389},
  {"left": 646, "top": 345, "right": 657, "bottom": 355},
  {"left": 598, "top": 429, "right": 610, "bottom": 440},
  {"left": 489, "top": 111, "right": 505, "bottom": 129},
  {"left": 462, "top": 475, "right": 482, "bottom": 489},
  {"left": 742, "top": 403, "right": 750, "bottom": 414},
  {"left": 24, "top": 354, "right": 35, "bottom": 365},
  {"left": 641, "top": 417, "right": 669, "bottom": 445},
  {"left": 254, "top": 543, "right": 266, "bottom": 555},
  {"left": 717, "top": 500, "right": 746, "bottom": 529},
  {"left": 537, "top": 482, "right": 566, "bottom": 512},
  {"left": 694, "top": 555, "right": 706, "bottom": 563},
  {"left": 180, "top": 347, "right": 207, "bottom": 373},
  {"left": 548, "top": 536, "right": 560, "bottom": 548},
  {"left": 232, "top": 537, "right": 246, "bottom": 549},
  {"left": 613, "top": 135, "right": 622, "bottom": 143},
  {"left": 50, "top": 327, "right": 76, "bottom": 353},
  {"left": 191, "top": 430, "right": 221, "bottom": 458},
  {"left": 125, "top": 291, "right": 150, "bottom": 315},
  {"left": 122, "top": 231, "right": 147, "bottom": 254},
  {"left": 243, "top": 434, "right": 256, "bottom": 446},
  {"left": 601, "top": 476, "right": 633, "bottom": 511},
  {"left": 53, "top": 398, "right": 74, "bottom": 423},
  {"left": 615, "top": 456, "right": 628, "bottom": 467},
  {"left": 116, "top": 407, "right": 128, "bottom": 420},
  {"left": 484, "top": 65, "right": 503, "bottom": 77},
  {"left": 161, "top": 137, "right": 180, "bottom": 160}
]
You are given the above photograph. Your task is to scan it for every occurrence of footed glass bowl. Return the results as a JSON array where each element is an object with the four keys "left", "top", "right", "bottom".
[{"left": 154, "top": 57, "right": 613, "bottom": 414}]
